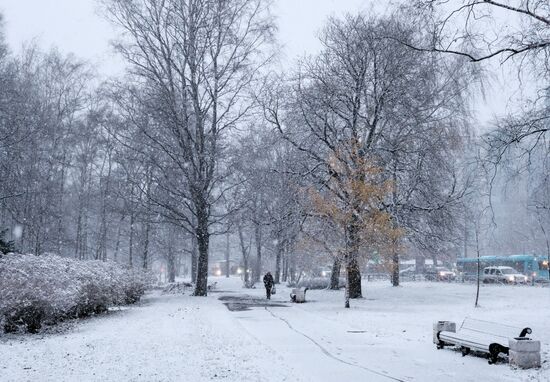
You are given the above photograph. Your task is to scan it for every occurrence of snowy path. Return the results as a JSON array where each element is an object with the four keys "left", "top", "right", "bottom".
[
  {"left": 240, "top": 306, "right": 406, "bottom": 382},
  {"left": 0, "top": 290, "right": 300, "bottom": 382},
  {"left": 1, "top": 278, "right": 549, "bottom": 382}
]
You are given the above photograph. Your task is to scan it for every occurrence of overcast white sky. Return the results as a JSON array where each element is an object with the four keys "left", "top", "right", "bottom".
[
  {"left": 0, "top": 0, "right": 387, "bottom": 75},
  {"left": 0, "top": 0, "right": 517, "bottom": 125}
]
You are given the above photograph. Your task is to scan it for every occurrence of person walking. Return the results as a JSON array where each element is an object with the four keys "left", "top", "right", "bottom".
[{"left": 263, "top": 272, "right": 274, "bottom": 300}]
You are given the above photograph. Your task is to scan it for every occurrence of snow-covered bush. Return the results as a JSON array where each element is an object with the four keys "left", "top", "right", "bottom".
[
  {"left": 288, "top": 277, "right": 346, "bottom": 290},
  {"left": 0, "top": 253, "right": 153, "bottom": 333},
  {"left": 162, "top": 282, "right": 193, "bottom": 295}
]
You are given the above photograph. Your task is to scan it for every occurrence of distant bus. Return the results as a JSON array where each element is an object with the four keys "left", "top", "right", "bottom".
[{"left": 457, "top": 255, "right": 549, "bottom": 282}]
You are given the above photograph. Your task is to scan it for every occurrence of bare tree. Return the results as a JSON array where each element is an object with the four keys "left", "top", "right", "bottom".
[
  {"left": 412, "top": 1, "right": 550, "bottom": 63},
  {"left": 412, "top": 1, "right": 550, "bottom": 217},
  {"left": 0, "top": 45, "right": 96, "bottom": 256},
  {"left": 263, "top": 13, "right": 474, "bottom": 297},
  {"left": 103, "top": 0, "right": 274, "bottom": 295},
  {"left": 231, "top": 124, "right": 305, "bottom": 285}
]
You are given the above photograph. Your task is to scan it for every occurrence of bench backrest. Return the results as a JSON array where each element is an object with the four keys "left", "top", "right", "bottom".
[{"left": 460, "top": 318, "right": 530, "bottom": 339}]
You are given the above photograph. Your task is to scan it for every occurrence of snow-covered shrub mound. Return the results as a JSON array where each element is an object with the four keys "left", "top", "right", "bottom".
[
  {"left": 0, "top": 253, "right": 153, "bottom": 334},
  {"left": 161, "top": 282, "right": 193, "bottom": 295},
  {"left": 288, "top": 277, "right": 346, "bottom": 289}
]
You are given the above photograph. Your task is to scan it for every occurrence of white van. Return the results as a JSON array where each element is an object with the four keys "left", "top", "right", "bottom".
[{"left": 482, "top": 266, "right": 528, "bottom": 284}]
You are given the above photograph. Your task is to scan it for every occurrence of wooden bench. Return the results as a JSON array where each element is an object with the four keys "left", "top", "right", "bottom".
[
  {"left": 436, "top": 318, "right": 532, "bottom": 364},
  {"left": 290, "top": 287, "right": 308, "bottom": 303}
]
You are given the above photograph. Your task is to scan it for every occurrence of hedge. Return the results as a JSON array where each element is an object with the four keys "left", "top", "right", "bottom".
[{"left": 0, "top": 253, "right": 153, "bottom": 333}]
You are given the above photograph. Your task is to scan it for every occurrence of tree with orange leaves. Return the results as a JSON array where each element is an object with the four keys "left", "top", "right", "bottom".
[{"left": 307, "top": 140, "right": 402, "bottom": 308}]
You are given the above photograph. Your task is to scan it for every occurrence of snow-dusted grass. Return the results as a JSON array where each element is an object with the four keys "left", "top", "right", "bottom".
[
  {"left": 253, "top": 279, "right": 550, "bottom": 382},
  {"left": 0, "top": 277, "right": 548, "bottom": 381},
  {"left": 0, "top": 253, "right": 152, "bottom": 333}
]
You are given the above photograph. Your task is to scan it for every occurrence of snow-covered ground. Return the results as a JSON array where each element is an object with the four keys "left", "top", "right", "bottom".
[{"left": 1, "top": 277, "right": 548, "bottom": 382}]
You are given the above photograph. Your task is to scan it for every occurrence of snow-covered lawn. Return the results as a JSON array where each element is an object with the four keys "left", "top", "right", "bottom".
[{"left": 1, "top": 277, "right": 548, "bottom": 382}]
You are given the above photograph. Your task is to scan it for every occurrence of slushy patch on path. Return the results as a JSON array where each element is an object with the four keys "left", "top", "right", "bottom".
[{"left": 218, "top": 294, "right": 288, "bottom": 311}]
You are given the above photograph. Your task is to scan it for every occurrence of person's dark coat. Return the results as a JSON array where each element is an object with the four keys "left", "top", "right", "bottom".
[
  {"left": 263, "top": 272, "right": 274, "bottom": 299},
  {"left": 263, "top": 272, "right": 274, "bottom": 289}
]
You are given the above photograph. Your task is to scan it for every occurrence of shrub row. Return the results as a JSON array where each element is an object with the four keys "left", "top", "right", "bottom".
[
  {"left": 288, "top": 277, "right": 346, "bottom": 290},
  {"left": 0, "top": 253, "right": 153, "bottom": 333}
]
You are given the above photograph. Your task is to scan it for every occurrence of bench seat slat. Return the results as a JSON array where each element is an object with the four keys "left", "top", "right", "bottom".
[
  {"left": 440, "top": 334, "right": 491, "bottom": 352},
  {"left": 442, "top": 329, "right": 509, "bottom": 344},
  {"left": 440, "top": 330, "right": 508, "bottom": 350}
]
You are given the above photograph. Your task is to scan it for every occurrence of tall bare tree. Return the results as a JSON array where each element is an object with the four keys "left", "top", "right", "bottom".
[
  {"left": 103, "top": 0, "right": 274, "bottom": 295},
  {"left": 263, "top": 13, "right": 473, "bottom": 296},
  {"left": 412, "top": 2, "right": 550, "bottom": 264}
]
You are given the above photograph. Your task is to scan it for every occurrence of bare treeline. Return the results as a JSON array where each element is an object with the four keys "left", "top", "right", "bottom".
[
  {"left": 0, "top": 1, "right": 548, "bottom": 302},
  {"left": 0, "top": 25, "right": 189, "bottom": 278}
]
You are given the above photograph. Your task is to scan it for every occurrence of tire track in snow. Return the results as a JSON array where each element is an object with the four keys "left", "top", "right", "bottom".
[{"left": 264, "top": 307, "right": 408, "bottom": 382}]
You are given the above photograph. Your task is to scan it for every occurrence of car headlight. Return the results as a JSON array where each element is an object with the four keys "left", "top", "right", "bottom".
[
  {"left": 439, "top": 272, "right": 444, "bottom": 276},
  {"left": 507, "top": 276, "right": 514, "bottom": 281}
]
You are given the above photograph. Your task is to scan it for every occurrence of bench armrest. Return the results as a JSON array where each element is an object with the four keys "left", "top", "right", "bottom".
[{"left": 519, "top": 328, "right": 532, "bottom": 338}]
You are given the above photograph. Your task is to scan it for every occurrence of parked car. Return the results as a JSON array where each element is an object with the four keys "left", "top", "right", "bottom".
[
  {"left": 482, "top": 266, "right": 528, "bottom": 284},
  {"left": 398, "top": 266, "right": 420, "bottom": 280},
  {"left": 425, "top": 266, "right": 456, "bottom": 281},
  {"left": 399, "top": 266, "right": 416, "bottom": 277}
]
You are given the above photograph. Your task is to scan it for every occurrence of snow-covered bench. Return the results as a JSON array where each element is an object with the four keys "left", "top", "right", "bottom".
[
  {"left": 290, "top": 287, "right": 308, "bottom": 303},
  {"left": 435, "top": 318, "right": 532, "bottom": 364}
]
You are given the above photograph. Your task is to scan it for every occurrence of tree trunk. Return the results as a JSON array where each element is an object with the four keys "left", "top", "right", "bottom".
[
  {"left": 254, "top": 222, "right": 262, "bottom": 282},
  {"left": 167, "top": 250, "right": 176, "bottom": 283},
  {"left": 346, "top": 220, "right": 362, "bottom": 299},
  {"left": 79, "top": 164, "right": 93, "bottom": 260},
  {"left": 96, "top": 153, "right": 112, "bottom": 261},
  {"left": 191, "top": 234, "right": 198, "bottom": 283},
  {"left": 34, "top": 223, "right": 42, "bottom": 256},
  {"left": 225, "top": 232, "right": 230, "bottom": 278},
  {"left": 463, "top": 213, "right": 468, "bottom": 258},
  {"left": 390, "top": 162, "right": 400, "bottom": 287},
  {"left": 274, "top": 236, "right": 282, "bottom": 284},
  {"left": 128, "top": 211, "right": 135, "bottom": 268},
  {"left": 243, "top": 256, "right": 249, "bottom": 284},
  {"left": 81, "top": 208, "right": 89, "bottom": 260},
  {"left": 415, "top": 256, "right": 425, "bottom": 275},
  {"left": 474, "top": 226, "right": 481, "bottom": 308},
  {"left": 330, "top": 257, "right": 341, "bottom": 290},
  {"left": 75, "top": 200, "right": 84, "bottom": 259},
  {"left": 346, "top": 257, "right": 362, "bottom": 299},
  {"left": 238, "top": 224, "right": 250, "bottom": 286},
  {"left": 193, "top": 208, "right": 210, "bottom": 296},
  {"left": 142, "top": 221, "right": 150, "bottom": 270},
  {"left": 289, "top": 245, "right": 296, "bottom": 283},
  {"left": 113, "top": 214, "right": 125, "bottom": 262},
  {"left": 56, "top": 153, "right": 67, "bottom": 255},
  {"left": 345, "top": 267, "right": 350, "bottom": 308},
  {"left": 282, "top": 248, "right": 288, "bottom": 282},
  {"left": 166, "top": 225, "right": 177, "bottom": 283},
  {"left": 391, "top": 251, "right": 400, "bottom": 287},
  {"left": 535, "top": 211, "right": 550, "bottom": 281}
]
